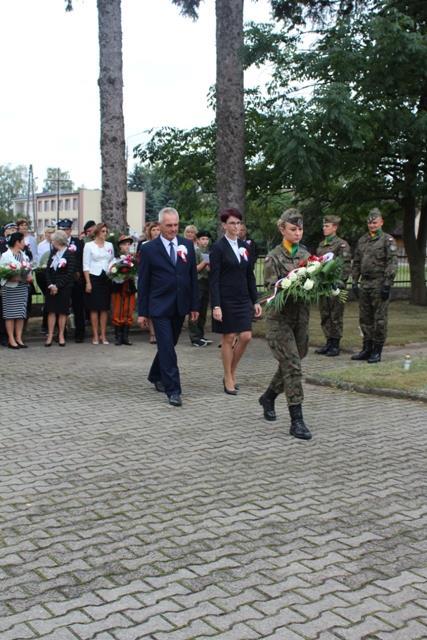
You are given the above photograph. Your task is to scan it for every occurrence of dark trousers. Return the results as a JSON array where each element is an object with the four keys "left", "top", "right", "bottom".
[
  {"left": 71, "top": 280, "right": 86, "bottom": 339},
  {"left": 189, "top": 279, "right": 209, "bottom": 342},
  {"left": 148, "top": 315, "right": 185, "bottom": 396}
]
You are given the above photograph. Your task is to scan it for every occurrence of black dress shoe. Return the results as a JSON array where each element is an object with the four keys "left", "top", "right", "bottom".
[
  {"left": 154, "top": 380, "right": 165, "bottom": 393},
  {"left": 17, "top": 343, "right": 28, "bottom": 349},
  {"left": 8, "top": 343, "right": 19, "bottom": 350},
  {"left": 223, "top": 380, "right": 237, "bottom": 396},
  {"left": 168, "top": 394, "right": 182, "bottom": 407}
]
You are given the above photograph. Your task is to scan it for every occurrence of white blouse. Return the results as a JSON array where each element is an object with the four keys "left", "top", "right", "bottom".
[{"left": 83, "top": 241, "right": 114, "bottom": 276}]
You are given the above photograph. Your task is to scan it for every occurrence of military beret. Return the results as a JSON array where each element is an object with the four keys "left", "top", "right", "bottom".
[
  {"left": 367, "top": 208, "right": 383, "bottom": 222},
  {"left": 278, "top": 208, "right": 303, "bottom": 227},
  {"left": 323, "top": 215, "right": 341, "bottom": 225},
  {"left": 57, "top": 218, "right": 73, "bottom": 229}
]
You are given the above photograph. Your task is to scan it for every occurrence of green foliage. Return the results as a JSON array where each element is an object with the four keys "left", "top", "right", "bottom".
[
  {"left": 0, "top": 164, "right": 27, "bottom": 215},
  {"left": 43, "top": 168, "right": 74, "bottom": 193}
]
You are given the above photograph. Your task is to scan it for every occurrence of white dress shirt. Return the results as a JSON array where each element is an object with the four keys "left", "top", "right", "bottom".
[
  {"left": 160, "top": 235, "right": 178, "bottom": 255},
  {"left": 83, "top": 241, "right": 114, "bottom": 275},
  {"left": 225, "top": 236, "right": 241, "bottom": 262}
]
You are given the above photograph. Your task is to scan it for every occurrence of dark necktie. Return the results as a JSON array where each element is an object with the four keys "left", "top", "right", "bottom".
[{"left": 169, "top": 241, "right": 176, "bottom": 265}]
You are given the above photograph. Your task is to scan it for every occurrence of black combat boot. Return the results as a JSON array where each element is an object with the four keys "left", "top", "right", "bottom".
[
  {"left": 315, "top": 339, "right": 331, "bottom": 355},
  {"left": 114, "top": 326, "right": 122, "bottom": 346},
  {"left": 326, "top": 338, "right": 340, "bottom": 357},
  {"left": 289, "top": 404, "right": 312, "bottom": 440},
  {"left": 122, "top": 326, "right": 132, "bottom": 346},
  {"left": 367, "top": 342, "right": 383, "bottom": 363},
  {"left": 351, "top": 339, "right": 372, "bottom": 361},
  {"left": 258, "top": 387, "right": 278, "bottom": 421}
]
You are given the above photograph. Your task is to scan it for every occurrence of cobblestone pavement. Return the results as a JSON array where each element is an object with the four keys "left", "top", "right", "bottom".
[{"left": 1, "top": 331, "right": 426, "bottom": 640}]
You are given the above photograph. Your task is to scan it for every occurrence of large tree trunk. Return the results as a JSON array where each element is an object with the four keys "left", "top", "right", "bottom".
[
  {"left": 97, "top": 0, "right": 127, "bottom": 230},
  {"left": 401, "top": 162, "right": 427, "bottom": 305},
  {"left": 215, "top": 0, "right": 245, "bottom": 216}
]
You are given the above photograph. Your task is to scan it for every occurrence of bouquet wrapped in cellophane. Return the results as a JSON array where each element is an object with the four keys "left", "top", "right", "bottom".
[
  {"left": 0, "top": 258, "right": 32, "bottom": 285},
  {"left": 107, "top": 254, "right": 137, "bottom": 284},
  {"left": 265, "top": 252, "right": 347, "bottom": 311}
]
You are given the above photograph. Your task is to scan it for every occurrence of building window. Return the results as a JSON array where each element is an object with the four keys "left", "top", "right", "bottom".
[
  {"left": 72, "top": 198, "right": 77, "bottom": 210},
  {"left": 59, "top": 200, "right": 63, "bottom": 211},
  {"left": 51, "top": 200, "right": 56, "bottom": 211},
  {"left": 44, "top": 201, "right": 48, "bottom": 212},
  {"left": 37, "top": 201, "right": 42, "bottom": 212},
  {"left": 65, "top": 199, "right": 70, "bottom": 211}
]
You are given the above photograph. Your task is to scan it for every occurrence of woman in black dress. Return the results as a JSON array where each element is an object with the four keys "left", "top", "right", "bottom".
[
  {"left": 210, "top": 208, "right": 262, "bottom": 394},
  {"left": 45, "top": 231, "right": 77, "bottom": 347}
]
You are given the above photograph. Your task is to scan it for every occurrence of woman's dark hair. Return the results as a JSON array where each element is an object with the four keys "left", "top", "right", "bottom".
[
  {"left": 220, "top": 208, "right": 242, "bottom": 224},
  {"left": 7, "top": 232, "right": 24, "bottom": 248},
  {"left": 93, "top": 222, "right": 108, "bottom": 237}
]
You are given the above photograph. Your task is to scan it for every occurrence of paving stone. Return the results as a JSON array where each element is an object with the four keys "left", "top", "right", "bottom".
[{"left": 0, "top": 336, "right": 426, "bottom": 639}]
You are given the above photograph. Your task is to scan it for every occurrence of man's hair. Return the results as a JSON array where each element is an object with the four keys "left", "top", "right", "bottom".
[{"left": 158, "top": 207, "right": 179, "bottom": 223}]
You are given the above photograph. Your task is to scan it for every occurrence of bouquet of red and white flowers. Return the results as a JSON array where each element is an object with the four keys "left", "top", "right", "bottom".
[
  {"left": 107, "top": 254, "right": 137, "bottom": 283},
  {"left": 0, "top": 258, "right": 32, "bottom": 285},
  {"left": 266, "top": 252, "right": 347, "bottom": 311}
]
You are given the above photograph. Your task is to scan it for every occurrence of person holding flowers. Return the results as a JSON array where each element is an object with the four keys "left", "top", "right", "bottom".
[
  {"left": 44, "top": 231, "right": 77, "bottom": 347},
  {"left": 109, "top": 234, "right": 137, "bottom": 346},
  {"left": 83, "top": 222, "right": 114, "bottom": 345},
  {"left": 210, "top": 208, "right": 261, "bottom": 395},
  {"left": 0, "top": 231, "right": 33, "bottom": 349},
  {"left": 314, "top": 215, "right": 351, "bottom": 357},
  {"left": 259, "top": 209, "right": 313, "bottom": 440}
]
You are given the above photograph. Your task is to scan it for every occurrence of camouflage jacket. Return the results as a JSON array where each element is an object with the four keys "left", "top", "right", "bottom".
[
  {"left": 264, "top": 243, "right": 310, "bottom": 317},
  {"left": 316, "top": 235, "right": 351, "bottom": 282},
  {"left": 352, "top": 231, "right": 397, "bottom": 286}
]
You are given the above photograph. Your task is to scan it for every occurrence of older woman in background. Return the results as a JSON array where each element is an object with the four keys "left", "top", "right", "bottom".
[
  {"left": 83, "top": 222, "right": 114, "bottom": 344},
  {"left": 0, "top": 232, "right": 33, "bottom": 349},
  {"left": 45, "top": 231, "right": 77, "bottom": 347}
]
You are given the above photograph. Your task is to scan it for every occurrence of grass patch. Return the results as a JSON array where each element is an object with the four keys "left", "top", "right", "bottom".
[
  {"left": 253, "top": 300, "right": 427, "bottom": 348},
  {"left": 316, "top": 356, "right": 427, "bottom": 396}
]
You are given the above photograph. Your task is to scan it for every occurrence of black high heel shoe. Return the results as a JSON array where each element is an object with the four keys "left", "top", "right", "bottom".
[
  {"left": 223, "top": 379, "right": 237, "bottom": 396},
  {"left": 17, "top": 343, "right": 28, "bottom": 349},
  {"left": 8, "top": 343, "right": 19, "bottom": 350}
]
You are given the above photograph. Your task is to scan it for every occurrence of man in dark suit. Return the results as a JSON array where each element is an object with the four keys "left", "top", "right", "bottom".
[
  {"left": 137, "top": 208, "right": 199, "bottom": 407},
  {"left": 57, "top": 219, "right": 86, "bottom": 342}
]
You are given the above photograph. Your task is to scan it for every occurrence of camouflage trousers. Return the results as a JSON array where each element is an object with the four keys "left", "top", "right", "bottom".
[
  {"left": 266, "top": 304, "right": 309, "bottom": 406},
  {"left": 359, "top": 286, "right": 389, "bottom": 343},
  {"left": 319, "top": 296, "right": 345, "bottom": 340}
]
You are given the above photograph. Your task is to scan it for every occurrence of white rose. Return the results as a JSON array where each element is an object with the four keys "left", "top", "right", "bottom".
[
  {"left": 288, "top": 270, "right": 298, "bottom": 281},
  {"left": 331, "top": 287, "right": 340, "bottom": 296},
  {"left": 307, "top": 263, "right": 321, "bottom": 274},
  {"left": 303, "top": 278, "right": 315, "bottom": 291},
  {"left": 281, "top": 278, "right": 292, "bottom": 289},
  {"left": 111, "top": 267, "right": 118, "bottom": 274},
  {"left": 295, "top": 267, "right": 307, "bottom": 277}
]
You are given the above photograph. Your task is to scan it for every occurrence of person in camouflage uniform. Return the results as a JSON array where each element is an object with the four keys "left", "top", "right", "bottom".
[
  {"left": 351, "top": 208, "right": 398, "bottom": 363},
  {"left": 315, "top": 215, "right": 351, "bottom": 356},
  {"left": 258, "top": 209, "right": 312, "bottom": 440}
]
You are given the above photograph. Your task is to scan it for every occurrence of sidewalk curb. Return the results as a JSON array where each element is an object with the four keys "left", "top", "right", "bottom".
[{"left": 305, "top": 375, "right": 427, "bottom": 404}]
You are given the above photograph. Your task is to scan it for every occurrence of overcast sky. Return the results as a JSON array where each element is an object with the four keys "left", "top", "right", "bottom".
[{"left": 0, "top": 0, "right": 272, "bottom": 191}]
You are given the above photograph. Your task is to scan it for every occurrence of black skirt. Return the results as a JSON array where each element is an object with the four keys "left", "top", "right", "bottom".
[
  {"left": 85, "top": 272, "right": 111, "bottom": 311},
  {"left": 212, "top": 298, "right": 253, "bottom": 334},
  {"left": 45, "top": 285, "right": 72, "bottom": 315}
]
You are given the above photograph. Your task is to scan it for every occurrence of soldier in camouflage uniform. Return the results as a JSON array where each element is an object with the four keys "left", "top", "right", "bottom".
[
  {"left": 351, "top": 208, "right": 398, "bottom": 363},
  {"left": 258, "top": 209, "right": 312, "bottom": 440},
  {"left": 315, "top": 215, "right": 351, "bottom": 356}
]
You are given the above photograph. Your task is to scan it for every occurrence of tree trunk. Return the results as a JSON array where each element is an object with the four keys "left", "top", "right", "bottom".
[
  {"left": 97, "top": 0, "right": 127, "bottom": 230},
  {"left": 215, "top": 0, "right": 245, "bottom": 217},
  {"left": 401, "top": 191, "right": 427, "bottom": 306}
]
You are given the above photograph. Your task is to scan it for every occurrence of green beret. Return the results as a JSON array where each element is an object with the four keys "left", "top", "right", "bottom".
[
  {"left": 278, "top": 208, "right": 303, "bottom": 227},
  {"left": 323, "top": 215, "right": 341, "bottom": 225},
  {"left": 367, "top": 207, "right": 382, "bottom": 222}
]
